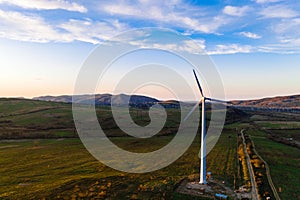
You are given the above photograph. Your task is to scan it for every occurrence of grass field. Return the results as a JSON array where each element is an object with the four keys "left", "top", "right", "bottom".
[
  {"left": 0, "top": 130, "right": 238, "bottom": 199},
  {"left": 226, "top": 111, "right": 300, "bottom": 199},
  {"left": 0, "top": 99, "right": 248, "bottom": 139},
  {"left": 250, "top": 134, "right": 300, "bottom": 199},
  {"left": 255, "top": 121, "right": 300, "bottom": 129},
  {"left": 0, "top": 98, "right": 299, "bottom": 199},
  {"left": 0, "top": 99, "right": 75, "bottom": 139},
  {"left": 269, "top": 129, "right": 300, "bottom": 140}
]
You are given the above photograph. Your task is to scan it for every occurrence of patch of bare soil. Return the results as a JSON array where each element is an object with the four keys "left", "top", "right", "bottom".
[{"left": 176, "top": 175, "right": 238, "bottom": 199}]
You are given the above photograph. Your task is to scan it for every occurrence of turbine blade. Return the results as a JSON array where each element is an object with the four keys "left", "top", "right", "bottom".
[
  {"left": 193, "top": 69, "right": 204, "bottom": 97},
  {"left": 206, "top": 98, "right": 228, "bottom": 104},
  {"left": 184, "top": 101, "right": 201, "bottom": 121}
]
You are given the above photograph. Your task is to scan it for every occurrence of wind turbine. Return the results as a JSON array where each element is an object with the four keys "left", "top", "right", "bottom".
[{"left": 184, "top": 69, "right": 228, "bottom": 184}]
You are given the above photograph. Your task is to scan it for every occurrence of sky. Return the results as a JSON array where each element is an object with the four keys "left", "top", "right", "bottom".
[{"left": 0, "top": 0, "right": 300, "bottom": 100}]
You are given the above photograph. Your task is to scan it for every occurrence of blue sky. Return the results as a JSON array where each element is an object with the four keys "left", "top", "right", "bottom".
[{"left": 0, "top": 0, "right": 300, "bottom": 100}]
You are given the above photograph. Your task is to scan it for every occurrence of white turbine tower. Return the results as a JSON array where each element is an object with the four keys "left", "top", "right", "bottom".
[{"left": 184, "top": 69, "right": 227, "bottom": 184}]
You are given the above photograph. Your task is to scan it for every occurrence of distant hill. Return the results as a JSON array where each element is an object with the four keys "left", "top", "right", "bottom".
[
  {"left": 33, "top": 94, "right": 300, "bottom": 110},
  {"left": 231, "top": 95, "right": 300, "bottom": 109},
  {"left": 33, "top": 94, "right": 160, "bottom": 107}
]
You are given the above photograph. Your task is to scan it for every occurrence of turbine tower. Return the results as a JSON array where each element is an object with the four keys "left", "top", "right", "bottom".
[{"left": 184, "top": 69, "right": 227, "bottom": 184}]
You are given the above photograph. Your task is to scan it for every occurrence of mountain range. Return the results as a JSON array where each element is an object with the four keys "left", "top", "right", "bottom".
[
  {"left": 33, "top": 94, "right": 300, "bottom": 109},
  {"left": 231, "top": 94, "right": 300, "bottom": 109},
  {"left": 33, "top": 94, "right": 160, "bottom": 107}
]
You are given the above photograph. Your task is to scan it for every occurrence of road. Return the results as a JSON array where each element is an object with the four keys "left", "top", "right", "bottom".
[{"left": 241, "top": 129, "right": 259, "bottom": 200}]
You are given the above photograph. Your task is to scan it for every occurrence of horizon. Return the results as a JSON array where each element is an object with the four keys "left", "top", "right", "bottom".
[
  {"left": 2, "top": 92, "right": 300, "bottom": 102},
  {"left": 1, "top": 1, "right": 300, "bottom": 99}
]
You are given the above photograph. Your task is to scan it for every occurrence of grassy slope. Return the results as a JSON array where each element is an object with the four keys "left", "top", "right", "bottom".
[
  {"left": 0, "top": 99, "right": 75, "bottom": 139},
  {"left": 1, "top": 98, "right": 299, "bottom": 199},
  {"left": 0, "top": 131, "right": 237, "bottom": 199}
]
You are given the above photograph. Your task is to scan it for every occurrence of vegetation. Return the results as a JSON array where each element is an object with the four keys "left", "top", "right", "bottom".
[
  {"left": 0, "top": 132, "right": 239, "bottom": 199},
  {"left": 250, "top": 133, "right": 300, "bottom": 200},
  {"left": 243, "top": 133, "right": 274, "bottom": 199},
  {"left": 0, "top": 98, "right": 299, "bottom": 199},
  {"left": 237, "top": 141, "right": 250, "bottom": 186},
  {"left": 0, "top": 99, "right": 75, "bottom": 139},
  {"left": 255, "top": 121, "right": 300, "bottom": 129}
]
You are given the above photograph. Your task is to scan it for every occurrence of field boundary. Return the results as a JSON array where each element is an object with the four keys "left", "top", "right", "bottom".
[
  {"left": 249, "top": 135, "right": 281, "bottom": 200},
  {"left": 0, "top": 107, "right": 65, "bottom": 119}
]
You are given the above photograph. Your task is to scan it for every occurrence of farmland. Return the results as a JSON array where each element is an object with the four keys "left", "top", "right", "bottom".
[
  {"left": 0, "top": 98, "right": 299, "bottom": 199},
  {"left": 0, "top": 132, "right": 240, "bottom": 199},
  {"left": 248, "top": 130, "right": 300, "bottom": 200}
]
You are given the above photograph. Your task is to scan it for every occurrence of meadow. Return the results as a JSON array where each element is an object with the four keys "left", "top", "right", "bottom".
[
  {"left": 0, "top": 99, "right": 299, "bottom": 199},
  {"left": 0, "top": 131, "right": 238, "bottom": 199},
  {"left": 248, "top": 130, "right": 300, "bottom": 200},
  {"left": 238, "top": 111, "right": 300, "bottom": 200}
]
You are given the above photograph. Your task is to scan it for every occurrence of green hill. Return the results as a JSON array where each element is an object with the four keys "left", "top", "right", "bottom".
[{"left": 0, "top": 98, "right": 75, "bottom": 139}]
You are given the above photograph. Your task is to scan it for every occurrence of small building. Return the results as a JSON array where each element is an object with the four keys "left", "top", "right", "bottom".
[{"left": 215, "top": 193, "right": 228, "bottom": 199}]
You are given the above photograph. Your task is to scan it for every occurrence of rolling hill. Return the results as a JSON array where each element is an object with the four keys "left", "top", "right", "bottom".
[
  {"left": 231, "top": 94, "right": 300, "bottom": 109},
  {"left": 33, "top": 93, "right": 300, "bottom": 110},
  {"left": 33, "top": 93, "right": 159, "bottom": 107}
]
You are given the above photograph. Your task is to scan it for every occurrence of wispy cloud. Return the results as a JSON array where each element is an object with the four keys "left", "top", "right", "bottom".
[
  {"left": 255, "top": 0, "right": 282, "bottom": 4},
  {"left": 0, "top": 0, "right": 87, "bottom": 13},
  {"left": 149, "top": 39, "right": 206, "bottom": 54},
  {"left": 101, "top": 1, "right": 229, "bottom": 34},
  {"left": 260, "top": 5, "right": 298, "bottom": 18},
  {"left": 259, "top": 43, "right": 300, "bottom": 54},
  {"left": 59, "top": 19, "right": 129, "bottom": 44},
  {"left": 239, "top": 31, "right": 261, "bottom": 39},
  {"left": 267, "top": 18, "right": 300, "bottom": 53},
  {"left": 110, "top": 30, "right": 207, "bottom": 55},
  {"left": 0, "top": 9, "right": 127, "bottom": 43},
  {"left": 207, "top": 44, "right": 252, "bottom": 55},
  {"left": 0, "top": 0, "right": 300, "bottom": 55},
  {"left": 273, "top": 18, "right": 300, "bottom": 34},
  {"left": 223, "top": 6, "right": 249, "bottom": 17},
  {"left": 0, "top": 9, "right": 63, "bottom": 43}
]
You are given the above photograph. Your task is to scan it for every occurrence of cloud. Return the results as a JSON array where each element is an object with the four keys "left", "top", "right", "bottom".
[
  {"left": 101, "top": 1, "right": 229, "bottom": 34},
  {"left": 0, "top": 9, "right": 128, "bottom": 43},
  {"left": 58, "top": 19, "right": 129, "bottom": 44},
  {"left": 0, "top": 9, "right": 65, "bottom": 43},
  {"left": 255, "top": 0, "right": 282, "bottom": 3},
  {"left": 267, "top": 18, "right": 300, "bottom": 53},
  {"left": 259, "top": 43, "right": 300, "bottom": 54},
  {"left": 207, "top": 44, "right": 252, "bottom": 55},
  {"left": 239, "top": 31, "right": 261, "bottom": 39},
  {"left": 273, "top": 18, "right": 300, "bottom": 34},
  {"left": 1, "top": 0, "right": 299, "bottom": 55},
  {"left": 260, "top": 5, "right": 298, "bottom": 18},
  {"left": 223, "top": 6, "right": 249, "bottom": 17},
  {"left": 149, "top": 39, "right": 206, "bottom": 54},
  {"left": 111, "top": 32, "right": 207, "bottom": 55},
  {"left": 0, "top": 0, "right": 87, "bottom": 13}
]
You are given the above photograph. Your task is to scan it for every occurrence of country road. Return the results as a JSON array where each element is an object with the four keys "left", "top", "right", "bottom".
[{"left": 241, "top": 129, "right": 259, "bottom": 200}]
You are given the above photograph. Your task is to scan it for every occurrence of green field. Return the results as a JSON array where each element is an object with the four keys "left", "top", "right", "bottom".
[
  {"left": 255, "top": 121, "right": 300, "bottom": 129},
  {"left": 0, "top": 99, "right": 299, "bottom": 199},
  {"left": 269, "top": 129, "right": 300, "bottom": 140},
  {"left": 244, "top": 118, "right": 300, "bottom": 199},
  {"left": 0, "top": 98, "right": 75, "bottom": 139},
  {"left": 250, "top": 133, "right": 300, "bottom": 199},
  {"left": 0, "top": 131, "right": 238, "bottom": 199}
]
